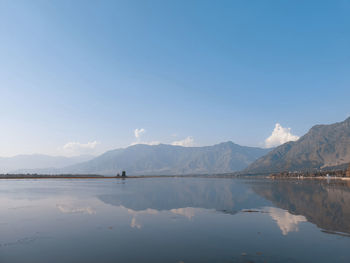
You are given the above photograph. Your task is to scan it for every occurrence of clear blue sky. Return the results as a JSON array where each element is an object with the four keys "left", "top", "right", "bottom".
[{"left": 1, "top": 0, "right": 349, "bottom": 156}]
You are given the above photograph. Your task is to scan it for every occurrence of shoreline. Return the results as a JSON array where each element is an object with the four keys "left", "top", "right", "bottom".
[
  {"left": 0, "top": 174, "right": 186, "bottom": 180},
  {"left": 0, "top": 174, "right": 349, "bottom": 180},
  {"left": 268, "top": 176, "right": 350, "bottom": 181}
]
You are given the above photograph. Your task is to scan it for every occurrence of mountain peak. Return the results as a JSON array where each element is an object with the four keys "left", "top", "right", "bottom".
[
  {"left": 246, "top": 117, "right": 350, "bottom": 173},
  {"left": 60, "top": 142, "right": 270, "bottom": 176}
]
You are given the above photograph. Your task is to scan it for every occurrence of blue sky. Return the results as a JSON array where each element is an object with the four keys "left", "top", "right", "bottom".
[{"left": 1, "top": 0, "right": 349, "bottom": 156}]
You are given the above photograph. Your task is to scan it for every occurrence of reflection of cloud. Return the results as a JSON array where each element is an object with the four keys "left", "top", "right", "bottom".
[
  {"left": 124, "top": 206, "right": 198, "bottom": 229},
  {"left": 170, "top": 207, "right": 196, "bottom": 220},
  {"left": 124, "top": 207, "right": 159, "bottom": 229},
  {"left": 130, "top": 217, "right": 142, "bottom": 229},
  {"left": 126, "top": 208, "right": 158, "bottom": 215},
  {"left": 57, "top": 204, "right": 96, "bottom": 215},
  {"left": 267, "top": 207, "right": 306, "bottom": 235}
]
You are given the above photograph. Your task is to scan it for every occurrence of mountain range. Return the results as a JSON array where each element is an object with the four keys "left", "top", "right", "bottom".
[
  {"left": 3, "top": 142, "right": 270, "bottom": 175},
  {"left": 3, "top": 117, "right": 350, "bottom": 175},
  {"left": 61, "top": 142, "right": 270, "bottom": 175},
  {"left": 246, "top": 117, "right": 350, "bottom": 173}
]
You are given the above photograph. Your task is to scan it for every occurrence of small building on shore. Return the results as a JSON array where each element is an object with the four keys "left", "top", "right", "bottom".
[{"left": 346, "top": 163, "right": 350, "bottom": 177}]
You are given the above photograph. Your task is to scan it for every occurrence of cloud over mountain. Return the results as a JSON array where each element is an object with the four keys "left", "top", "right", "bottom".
[
  {"left": 265, "top": 123, "right": 299, "bottom": 148},
  {"left": 247, "top": 117, "right": 350, "bottom": 173},
  {"left": 171, "top": 136, "right": 194, "bottom": 147},
  {"left": 134, "top": 128, "right": 145, "bottom": 139}
]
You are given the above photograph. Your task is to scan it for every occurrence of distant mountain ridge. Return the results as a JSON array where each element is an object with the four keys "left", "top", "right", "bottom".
[
  {"left": 246, "top": 117, "right": 350, "bottom": 173},
  {"left": 0, "top": 154, "right": 94, "bottom": 174},
  {"left": 60, "top": 141, "right": 270, "bottom": 175},
  {"left": 7, "top": 117, "right": 349, "bottom": 176}
]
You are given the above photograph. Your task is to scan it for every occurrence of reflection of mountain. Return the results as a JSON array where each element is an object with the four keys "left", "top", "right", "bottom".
[
  {"left": 98, "top": 177, "right": 350, "bottom": 235},
  {"left": 98, "top": 178, "right": 269, "bottom": 214},
  {"left": 252, "top": 180, "right": 350, "bottom": 234}
]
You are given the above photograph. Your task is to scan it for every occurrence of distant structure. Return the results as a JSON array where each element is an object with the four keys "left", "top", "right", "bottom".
[
  {"left": 122, "top": 171, "right": 126, "bottom": 177},
  {"left": 346, "top": 164, "right": 350, "bottom": 177}
]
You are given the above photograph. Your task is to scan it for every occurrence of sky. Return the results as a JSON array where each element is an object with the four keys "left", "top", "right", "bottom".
[{"left": 1, "top": 0, "right": 350, "bottom": 157}]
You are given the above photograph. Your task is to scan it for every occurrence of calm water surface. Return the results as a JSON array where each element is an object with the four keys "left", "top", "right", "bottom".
[{"left": 1, "top": 177, "right": 350, "bottom": 263}]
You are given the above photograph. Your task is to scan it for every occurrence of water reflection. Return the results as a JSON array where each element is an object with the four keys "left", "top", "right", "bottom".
[
  {"left": 97, "top": 178, "right": 350, "bottom": 236},
  {"left": 125, "top": 207, "right": 159, "bottom": 229},
  {"left": 266, "top": 207, "right": 307, "bottom": 235},
  {"left": 170, "top": 207, "right": 197, "bottom": 220},
  {"left": 251, "top": 179, "right": 350, "bottom": 235},
  {"left": 57, "top": 204, "right": 96, "bottom": 215},
  {"left": 98, "top": 178, "right": 269, "bottom": 214},
  {"left": 0, "top": 178, "right": 350, "bottom": 263}
]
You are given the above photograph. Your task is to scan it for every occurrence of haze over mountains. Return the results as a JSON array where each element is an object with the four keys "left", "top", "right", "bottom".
[
  {"left": 0, "top": 154, "right": 94, "bottom": 174},
  {"left": 246, "top": 117, "right": 350, "bottom": 173},
  {"left": 3, "top": 142, "right": 270, "bottom": 176}
]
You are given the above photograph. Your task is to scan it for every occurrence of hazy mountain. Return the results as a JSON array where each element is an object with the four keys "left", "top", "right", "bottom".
[
  {"left": 246, "top": 117, "right": 350, "bottom": 173},
  {"left": 61, "top": 142, "right": 270, "bottom": 175},
  {"left": 0, "top": 154, "right": 94, "bottom": 174}
]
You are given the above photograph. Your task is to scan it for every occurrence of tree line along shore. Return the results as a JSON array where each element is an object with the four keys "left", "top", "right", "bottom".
[
  {"left": 269, "top": 164, "right": 350, "bottom": 179},
  {"left": 1, "top": 164, "right": 350, "bottom": 179},
  {"left": 0, "top": 171, "right": 130, "bottom": 179}
]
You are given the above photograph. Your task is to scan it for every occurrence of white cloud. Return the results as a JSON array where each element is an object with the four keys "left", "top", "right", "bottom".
[
  {"left": 146, "top": 141, "right": 161, "bottom": 145},
  {"left": 130, "top": 141, "right": 161, "bottom": 146},
  {"left": 265, "top": 123, "right": 299, "bottom": 148},
  {"left": 130, "top": 128, "right": 162, "bottom": 146},
  {"left": 267, "top": 207, "right": 306, "bottom": 235},
  {"left": 134, "top": 128, "right": 145, "bottom": 139},
  {"left": 62, "top": 141, "right": 99, "bottom": 155},
  {"left": 171, "top": 136, "right": 194, "bottom": 147},
  {"left": 131, "top": 130, "right": 194, "bottom": 147}
]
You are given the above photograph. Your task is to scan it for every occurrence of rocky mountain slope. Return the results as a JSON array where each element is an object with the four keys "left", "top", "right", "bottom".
[{"left": 246, "top": 117, "right": 350, "bottom": 173}]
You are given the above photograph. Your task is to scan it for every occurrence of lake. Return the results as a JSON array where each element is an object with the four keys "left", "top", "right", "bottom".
[{"left": 1, "top": 177, "right": 350, "bottom": 262}]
